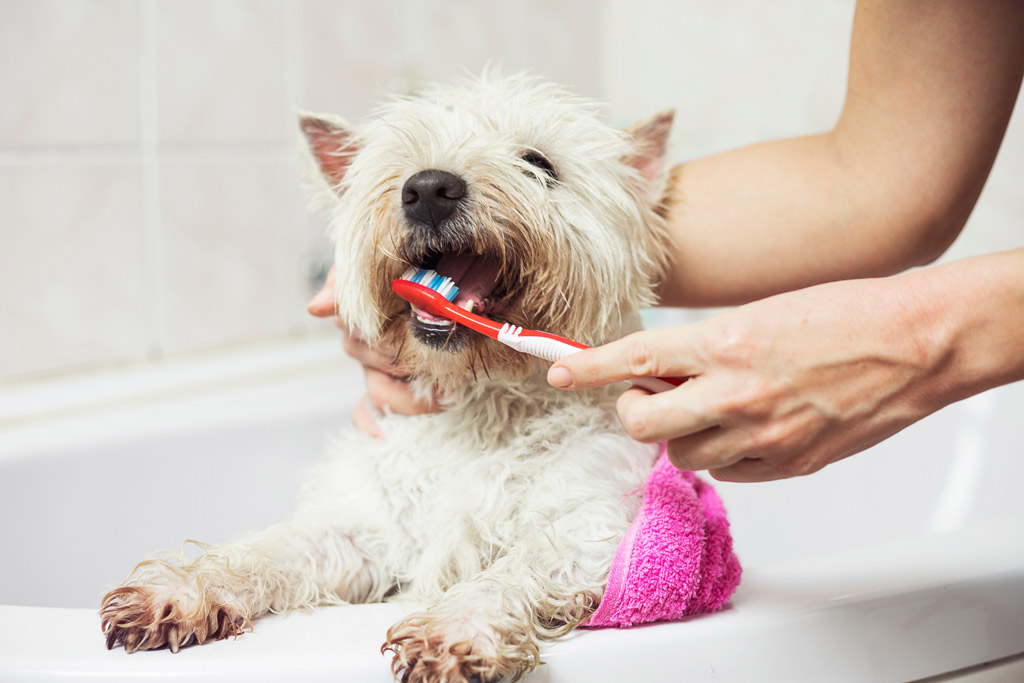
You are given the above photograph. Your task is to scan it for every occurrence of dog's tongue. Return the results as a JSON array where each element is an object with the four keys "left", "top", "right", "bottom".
[{"left": 435, "top": 253, "right": 501, "bottom": 310}]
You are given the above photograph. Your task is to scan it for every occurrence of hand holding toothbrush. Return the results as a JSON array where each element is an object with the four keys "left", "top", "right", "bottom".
[{"left": 546, "top": 267, "right": 1018, "bottom": 483}]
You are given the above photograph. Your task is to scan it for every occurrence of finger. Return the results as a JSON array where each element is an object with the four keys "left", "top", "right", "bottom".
[
  {"left": 342, "top": 333, "right": 404, "bottom": 376},
  {"left": 307, "top": 267, "right": 338, "bottom": 318},
  {"left": 664, "top": 426, "right": 747, "bottom": 472},
  {"left": 548, "top": 327, "right": 703, "bottom": 390},
  {"left": 615, "top": 384, "right": 720, "bottom": 443},
  {"left": 708, "top": 457, "right": 787, "bottom": 483},
  {"left": 364, "top": 368, "right": 439, "bottom": 416},
  {"left": 352, "top": 397, "right": 385, "bottom": 441}
]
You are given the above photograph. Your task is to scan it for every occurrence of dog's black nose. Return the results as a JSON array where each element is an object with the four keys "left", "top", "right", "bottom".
[{"left": 401, "top": 169, "right": 466, "bottom": 228}]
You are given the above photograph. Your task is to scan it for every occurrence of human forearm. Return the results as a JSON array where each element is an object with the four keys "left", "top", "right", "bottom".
[
  {"left": 911, "top": 247, "right": 1024, "bottom": 409},
  {"left": 657, "top": 0, "right": 1024, "bottom": 308},
  {"left": 657, "top": 132, "right": 903, "bottom": 306},
  {"left": 549, "top": 248, "right": 1024, "bottom": 482}
]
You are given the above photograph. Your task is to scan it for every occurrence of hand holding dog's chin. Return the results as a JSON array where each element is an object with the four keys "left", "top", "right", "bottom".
[
  {"left": 548, "top": 275, "right": 955, "bottom": 483},
  {"left": 308, "top": 267, "right": 440, "bottom": 439}
]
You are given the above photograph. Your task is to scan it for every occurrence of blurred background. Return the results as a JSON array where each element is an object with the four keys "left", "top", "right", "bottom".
[{"left": 0, "top": 0, "right": 1021, "bottom": 386}]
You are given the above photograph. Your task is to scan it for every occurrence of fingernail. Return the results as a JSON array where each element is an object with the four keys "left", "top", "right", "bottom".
[
  {"left": 547, "top": 365, "right": 573, "bottom": 389},
  {"left": 306, "top": 286, "right": 331, "bottom": 312}
]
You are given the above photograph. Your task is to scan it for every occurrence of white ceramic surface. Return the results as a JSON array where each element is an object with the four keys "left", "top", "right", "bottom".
[{"left": 0, "top": 339, "right": 1022, "bottom": 682}]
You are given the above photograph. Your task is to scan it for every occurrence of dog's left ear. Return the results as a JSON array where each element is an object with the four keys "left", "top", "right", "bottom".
[
  {"left": 298, "top": 111, "right": 360, "bottom": 193},
  {"left": 623, "top": 110, "right": 674, "bottom": 197}
]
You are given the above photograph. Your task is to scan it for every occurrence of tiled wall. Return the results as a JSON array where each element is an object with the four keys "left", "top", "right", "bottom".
[
  {"left": 0, "top": 0, "right": 598, "bottom": 385},
  {"left": 2, "top": 1, "right": 1021, "bottom": 384},
  {"left": 0, "top": 0, "right": 600, "bottom": 383}
]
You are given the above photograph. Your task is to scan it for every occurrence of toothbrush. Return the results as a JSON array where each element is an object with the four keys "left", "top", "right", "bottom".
[{"left": 392, "top": 268, "right": 684, "bottom": 393}]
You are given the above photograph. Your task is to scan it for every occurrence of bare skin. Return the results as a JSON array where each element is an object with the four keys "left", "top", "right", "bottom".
[
  {"left": 656, "top": 0, "right": 1024, "bottom": 307},
  {"left": 549, "top": 248, "right": 1024, "bottom": 481},
  {"left": 545, "top": 0, "right": 1024, "bottom": 481},
  {"left": 312, "top": 0, "right": 1024, "bottom": 480}
]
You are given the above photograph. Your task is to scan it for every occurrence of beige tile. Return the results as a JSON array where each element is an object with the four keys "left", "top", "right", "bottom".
[
  {"left": 156, "top": 0, "right": 288, "bottom": 144},
  {"left": 300, "top": 0, "right": 601, "bottom": 119},
  {"left": 159, "top": 160, "right": 306, "bottom": 352},
  {"left": 287, "top": 150, "right": 333, "bottom": 333},
  {"left": 0, "top": 0, "right": 140, "bottom": 147},
  {"left": 0, "top": 166, "right": 148, "bottom": 381},
  {"left": 601, "top": 0, "right": 854, "bottom": 156},
  {"left": 300, "top": 0, "right": 408, "bottom": 118},
  {"left": 415, "top": 0, "right": 601, "bottom": 97}
]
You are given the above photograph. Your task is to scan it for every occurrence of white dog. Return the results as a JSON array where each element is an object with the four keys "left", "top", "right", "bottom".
[{"left": 101, "top": 72, "right": 675, "bottom": 683}]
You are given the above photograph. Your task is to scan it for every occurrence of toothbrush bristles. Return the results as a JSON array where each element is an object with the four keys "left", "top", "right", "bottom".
[{"left": 401, "top": 267, "right": 459, "bottom": 301}]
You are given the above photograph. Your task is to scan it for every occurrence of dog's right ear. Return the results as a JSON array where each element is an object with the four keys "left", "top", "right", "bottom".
[
  {"left": 622, "top": 110, "right": 674, "bottom": 198},
  {"left": 298, "top": 112, "right": 360, "bottom": 192}
]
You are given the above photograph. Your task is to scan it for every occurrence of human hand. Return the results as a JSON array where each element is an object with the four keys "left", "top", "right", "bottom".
[
  {"left": 307, "top": 267, "right": 439, "bottom": 439},
  {"left": 547, "top": 276, "right": 948, "bottom": 482}
]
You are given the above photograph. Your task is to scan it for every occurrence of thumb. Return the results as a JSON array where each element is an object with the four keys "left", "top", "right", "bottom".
[
  {"left": 307, "top": 267, "right": 338, "bottom": 318},
  {"left": 547, "top": 327, "right": 702, "bottom": 390}
]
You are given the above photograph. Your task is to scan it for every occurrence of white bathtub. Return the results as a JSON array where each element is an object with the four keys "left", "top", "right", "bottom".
[{"left": 1, "top": 338, "right": 1023, "bottom": 682}]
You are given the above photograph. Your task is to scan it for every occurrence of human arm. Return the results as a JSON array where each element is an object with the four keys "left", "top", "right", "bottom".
[
  {"left": 549, "top": 247, "right": 1024, "bottom": 482},
  {"left": 657, "top": 0, "right": 1024, "bottom": 307}
]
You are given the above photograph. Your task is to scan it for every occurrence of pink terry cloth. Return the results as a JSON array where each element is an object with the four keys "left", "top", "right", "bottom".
[{"left": 583, "top": 444, "right": 742, "bottom": 628}]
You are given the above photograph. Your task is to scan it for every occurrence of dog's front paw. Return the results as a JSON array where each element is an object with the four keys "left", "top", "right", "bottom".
[
  {"left": 383, "top": 611, "right": 535, "bottom": 683},
  {"left": 100, "top": 582, "right": 248, "bottom": 653}
]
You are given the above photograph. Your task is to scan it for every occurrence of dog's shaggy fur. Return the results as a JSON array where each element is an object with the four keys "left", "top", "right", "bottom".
[{"left": 101, "top": 72, "right": 675, "bottom": 682}]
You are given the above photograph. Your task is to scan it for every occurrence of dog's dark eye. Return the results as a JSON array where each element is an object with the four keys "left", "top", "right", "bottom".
[{"left": 521, "top": 152, "right": 557, "bottom": 182}]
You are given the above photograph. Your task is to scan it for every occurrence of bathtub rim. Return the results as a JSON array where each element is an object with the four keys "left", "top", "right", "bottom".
[
  {"left": 2, "top": 339, "right": 1022, "bottom": 681},
  {"left": 1, "top": 515, "right": 1023, "bottom": 682}
]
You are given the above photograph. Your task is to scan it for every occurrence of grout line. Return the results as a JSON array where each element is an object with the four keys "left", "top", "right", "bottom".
[
  {"left": 0, "top": 146, "right": 141, "bottom": 164},
  {"left": 0, "top": 143, "right": 292, "bottom": 166},
  {"left": 140, "top": 0, "right": 164, "bottom": 358},
  {"left": 285, "top": 0, "right": 306, "bottom": 111},
  {"left": 284, "top": 0, "right": 306, "bottom": 262},
  {"left": 284, "top": 0, "right": 324, "bottom": 327}
]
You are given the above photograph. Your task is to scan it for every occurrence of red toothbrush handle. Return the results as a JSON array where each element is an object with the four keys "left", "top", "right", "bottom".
[{"left": 391, "top": 279, "right": 686, "bottom": 393}]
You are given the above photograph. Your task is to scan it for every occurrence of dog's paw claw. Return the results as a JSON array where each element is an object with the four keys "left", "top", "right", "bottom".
[
  {"left": 383, "top": 612, "right": 516, "bottom": 683},
  {"left": 100, "top": 585, "right": 248, "bottom": 653}
]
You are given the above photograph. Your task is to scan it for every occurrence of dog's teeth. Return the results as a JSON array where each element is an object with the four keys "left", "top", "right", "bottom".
[{"left": 459, "top": 300, "right": 475, "bottom": 312}]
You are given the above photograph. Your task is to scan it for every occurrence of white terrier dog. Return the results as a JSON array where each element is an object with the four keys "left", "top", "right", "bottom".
[{"left": 101, "top": 72, "right": 675, "bottom": 683}]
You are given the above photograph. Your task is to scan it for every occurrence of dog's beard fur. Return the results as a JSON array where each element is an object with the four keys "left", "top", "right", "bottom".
[{"left": 302, "top": 71, "right": 673, "bottom": 391}]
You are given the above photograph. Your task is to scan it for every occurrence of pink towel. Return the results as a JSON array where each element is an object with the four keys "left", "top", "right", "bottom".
[{"left": 584, "top": 444, "right": 742, "bottom": 628}]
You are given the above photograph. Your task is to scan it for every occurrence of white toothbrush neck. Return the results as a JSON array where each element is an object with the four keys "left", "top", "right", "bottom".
[{"left": 496, "top": 324, "right": 583, "bottom": 363}]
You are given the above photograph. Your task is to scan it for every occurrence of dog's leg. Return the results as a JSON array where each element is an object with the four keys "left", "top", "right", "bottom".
[
  {"left": 384, "top": 526, "right": 615, "bottom": 683},
  {"left": 100, "top": 523, "right": 387, "bottom": 653}
]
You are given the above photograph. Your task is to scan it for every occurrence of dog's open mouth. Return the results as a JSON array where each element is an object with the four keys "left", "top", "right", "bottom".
[{"left": 405, "top": 251, "right": 512, "bottom": 349}]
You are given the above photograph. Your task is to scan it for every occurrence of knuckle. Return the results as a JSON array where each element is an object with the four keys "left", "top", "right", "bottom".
[
  {"left": 717, "top": 379, "right": 776, "bottom": 419},
  {"left": 710, "top": 319, "right": 763, "bottom": 365},
  {"left": 624, "top": 334, "right": 660, "bottom": 378},
  {"left": 778, "top": 453, "right": 821, "bottom": 478},
  {"left": 617, "top": 396, "right": 654, "bottom": 442},
  {"left": 754, "top": 422, "right": 791, "bottom": 453}
]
